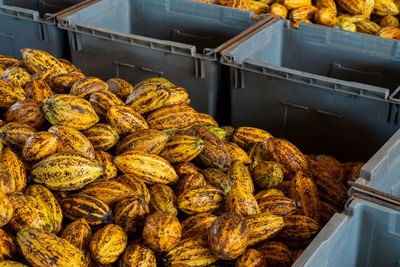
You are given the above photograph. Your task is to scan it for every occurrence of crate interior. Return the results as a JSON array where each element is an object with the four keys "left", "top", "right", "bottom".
[{"left": 1, "top": 0, "right": 82, "bottom": 17}]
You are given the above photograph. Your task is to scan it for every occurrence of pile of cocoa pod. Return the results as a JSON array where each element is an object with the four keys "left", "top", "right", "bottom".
[{"left": 0, "top": 49, "right": 364, "bottom": 266}]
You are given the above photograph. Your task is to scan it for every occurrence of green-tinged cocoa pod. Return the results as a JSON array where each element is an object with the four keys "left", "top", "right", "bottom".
[
  {"left": 58, "top": 58, "right": 80, "bottom": 72},
  {"left": 149, "top": 184, "right": 178, "bottom": 215},
  {"left": 126, "top": 83, "right": 171, "bottom": 114},
  {"left": 24, "top": 79, "right": 54, "bottom": 103},
  {"left": 176, "top": 173, "right": 207, "bottom": 196},
  {"left": 32, "top": 151, "right": 105, "bottom": 191},
  {"left": 114, "top": 196, "right": 150, "bottom": 235},
  {"left": 163, "top": 86, "right": 189, "bottom": 107},
  {"left": 246, "top": 213, "right": 284, "bottom": 246},
  {"left": 49, "top": 125, "right": 95, "bottom": 158},
  {"left": 0, "top": 228, "right": 16, "bottom": 260},
  {"left": 254, "top": 188, "right": 285, "bottom": 201},
  {"left": 120, "top": 242, "right": 157, "bottom": 267},
  {"left": 8, "top": 192, "right": 47, "bottom": 233},
  {"left": 89, "top": 90, "right": 124, "bottom": 120},
  {"left": 80, "top": 180, "right": 135, "bottom": 207},
  {"left": 195, "top": 113, "right": 219, "bottom": 127},
  {"left": 2, "top": 67, "right": 30, "bottom": 88},
  {"left": 94, "top": 151, "right": 118, "bottom": 180},
  {"left": 253, "top": 161, "right": 284, "bottom": 189},
  {"left": 159, "top": 135, "right": 205, "bottom": 164},
  {"left": 90, "top": 224, "right": 127, "bottom": 264},
  {"left": 116, "top": 174, "right": 150, "bottom": 203},
  {"left": 0, "top": 122, "right": 36, "bottom": 149},
  {"left": 258, "top": 196, "right": 297, "bottom": 216},
  {"left": 228, "top": 161, "right": 254, "bottom": 194},
  {"left": 0, "top": 261, "right": 28, "bottom": 267},
  {"left": 113, "top": 150, "right": 178, "bottom": 185},
  {"left": 25, "top": 184, "right": 63, "bottom": 234},
  {"left": 279, "top": 215, "right": 320, "bottom": 240},
  {"left": 107, "top": 105, "right": 149, "bottom": 136},
  {"left": 208, "top": 212, "right": 249, "bottom": 260},
  {"left": 258, "top": 241, "right": 292, "bottom": 267},
  {"left": 265, "top": 137, "right": 308, "bottom": 179},
  {"left": 84, "top": 123, "right": 120, "bottom": 151},
  {"left": 201, "top": 168, "right": 232, "bottom": 194},
  {"left": 0, "top": 80, "right": 26, "bottom": 108},
  {"left": 116, "top": 129, "right": 169, "bottom": 155},
  {"left": 147, "top": 105, "right": 198, "bottom": 130},
  {"left": 21, "top": 48, "right": 67, "bottom": 74},
  {"left": 42, "top": 94, "right": 99, "bottom": 130},
  {"left": 0, "top": 190, "right": 13, "bottom": 227},
  {"left": 235, "top": 249, "right": 266, "bottom": 267},
  {"left": 320, "top": 200, "right": 340, "bottom": 226},
  {"left": 143, "top": 211, "right": 182, "bottom": 252},
  {"left": 226, "top": 185, "right": 259, "bottom": 216},
  {"left": 290, "top": 171, "right": 320, "bottom": 222},
  {"left": 70, "top": 77, "right": 108, "bottom": 98},
  {"left": 181, "top": 213, "right": 217, "bottom": 240},
  {"left": 61, "top": 218, "right": 92, "bottom": 251},
  {"left": 107, "top": 78, "right": 134, "bottom": 101},
  {"left": 380, "top": 15, "right": 399, "bottom": 26},
  {"left": 0, "top": 148, "right": 26, "bottom": 194},
  {"left": 52, "top": 71, "right": 86, "bottom": 94},
  {"left": 22, "top": 131, "right": 59, "bottom": 161},
  {"left": 355, "top": 19, "right": 381, "bottom": 34},
  {"left": 232, "top": 127, "right": 272, "bottom": 150},
  {"left": 221, "top": 125, "right": 234, "bottom": 141},
  {"left": 164, "top": 237, "right": 219, "bottom": 267},
  {"left": 175, "top": 162, "right": 201, "bottom": 177},
  {"left": 203, "top": 126, "right": 229, "bottom": 140},
  {"left": 60, "top": 193, "right": 112, "bottom": 226},
  {"left": 177, "top": 185, "right": 225, "bottom": 215},
  {"left": 225, "top": 142, "right": 251, "bottom": 165}
]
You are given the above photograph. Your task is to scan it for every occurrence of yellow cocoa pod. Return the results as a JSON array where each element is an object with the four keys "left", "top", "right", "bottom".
[
  {"left": 114, "top": 150, "right": 178, "bottom": 184},
  {"left": 279, "top": 215, "right": 319, "bottom": 240},
  {"left": 246, "top": 213, "right": 284, "bottom": 246},
  {"left": 0, "top": 260, "right": 28, "bottom": 266},
  {"left": 0, "top": 55, "right": 18, "bottom": 68},
  {"left": 2, "top": 67, "right": 30, "bottom": 88},
  {"left": 42, "top": 94, "right": 99, "bottom": 130},
  {"left": 120, "top": 242, "right": 157, "bottom": 267},
  {"left": 0, "top": 80, "right": 26, "bottom": 108},
  {"left": 228, "top": 161, "right": 254, "bottom": 193},
  {"left": 30, "top": 69, "right": 58, "bottom": 87},
  {"left": 380, "top": 15, "right": 400, "bottom": 26},
  {"left": 17, "top": 227, "right": 85, "bottom": 267},
  {"left": 25, "top": 184, "right": 63, "bottom": 234},
  {"left": 228, "top": 0, "right": 249, "bottom": 9},
  {"left": 0, "top": 122, "right": 35, "bottom": 149},
  {"left": 252, "top": 161, "right": 284, "bottom": 189},
  {"left": 202, "top": 125, "right": 229, "bottom": 140},
  {"left": 258, "top": 196, "right": 297, "bottom": 216},
  {"left": 107, "top": 78, "right": 134, "bottom": 101},
  {"left": 163, "top": 86, "right": 189, "bottom": 107},
  {"left": 225, "top": 185, "right": 259, "bottom": 216},
  {"left": 143, "top": 211, "right": 182, "bottom": 252},
  {"left": 0, "top": 148, "right": 26, "bottom": 194},
  {"left": 116, "top": 174, "right": 151, "bottom": 203},
  {"left": 177, "top": 185, "right": 225, "bottom": 215},
  {"left": 283, "top": 0, "right": 311, "bottom": 9},
  {"left": 258, "top": 241, "right": 292, "bottom": 266},
  {"left": 163, "top": 237, "right": 218, "bottom": 266},
  {"left": 195, "top": 113, "right": 219, "bottom": 127},
  {"left": 232, "top": 127, "right": 272, "bottom": 150},
  {"left": 208, "top": 212, "right": 249, "bottom": 260},
  {"left": 248, "top": 0, "right": 271, "bottom": 18},
  {"left": 338, "top": 19, "right": 357, "bottom": 31},
  {"left": 126, "top": 83, "right": 171, "bottom": 114},
  {"left": 58, "top": 58, "right": 80, "bottom": 72},
  {"left": 80, "top": 180, "right": 134, "bottom": 207},
  {"left": 316, "top": 0, "right": 337, "bottom": 13},
  {"left": 0, "top": 229, "right": 16, "bottom": 260},
  {"left": 181, "top": 213, "right": 217, "bottom": 240},
  {"left": 90, "top": 224, "right": 127, "bottom": 264},
  {"left": 21, "top": 48, "right": 67, "bottom": 74},
  {"left": 22, "top": 131, "right": 59, "bottom": 161},
  {"left": 291, "top": 19, "right": 312, "bottom": 28},
  {"left": 377, "top": 26, "right": 400, "bottom": 38},
  {"left": 114, "top": 196, "right": 150, "bottom": 235},
  {"left": 336, "top": 0, "right": 369, "bottom": 14},
  {"left": 0, "top": 191, "right": 13, "bottom": 227},
  {"left": 175, "top": 162, "right": 201, "bottom": 177},
  {"left": 315, "top": 155, "right": 345, "bottom": 182},
  {"left": 116, "top": 128, "right": 169, "bottom": 155},
  {"left": 70, "top": 77, "right": 108, "bottom": 98},
  {"left": 4, "top": 100, "right": 45, "bottom": 129},
  {"left": 52, "top": 71, "right": 86, "bottom": 94},
  {"left": 89, "top": 90, "right": 124, "bottom": 120},
  {"left": 355, "top": 19, "right": 381, "bottom": 34},
  {"left": 315, "top": 8, "right": 337, "bottom": 26},
  {"left": 60, "top": 193, "right": 112, "bottom": 226},
  {"left": 149, "top": 184, "right": 178, "bottom": 215},
  {"left": 201, "top": 168, "right": 233, "bottom": 194},
  {"left": 61, "top": 218, "right": 92, "bottom": 251},
  {"left": 147, "top": 105, "right": 198, "bottom": 130},
  {"left": 94, "top": 150, "right": 118, "bottom": 180},
  {"left": 314, "top": 172, "right": 348, "bottom": 207},
  {"left": 134, "top": 77, "right": 175, "bottom": 90},
  {"left": 271, "top": 3, "right": 289, "bottom": 18},
  {"left": 32, "top": 151, "right": 105, "bottom": 191},
  {"left": 107, "top": 105, "right": 149, "bottom": 136},
  {"left": 225, "top": 142, "right": 251, "bottom": 164},
  {"left": 289, "top": 5, "right": 318, "bottom": 21},
  {"left": 254, "top": 188, "right": 285, "bottom": 201},
  {"left": 235, "top": 249, "right": 266, "bottom": 267},
  {"left": 24, "top": 80, "right": 54, "bottom": 103},
  {"left": 176, "top": 173, "right": 207, "bottom": 196},
  {"left": 159, "top": 134, "right": 205, "bottom": 164},
  {"left": 373, "top": 0, "right": 399, "bottom": 15},
  {"left": 83, "top": 123, "right": 120, "bottom": 151}
]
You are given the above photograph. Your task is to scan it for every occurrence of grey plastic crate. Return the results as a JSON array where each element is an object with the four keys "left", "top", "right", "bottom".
[
  {"left": 293, "top": 195, "right": 400, "bottom": 267},
  {"left": 0, "top": 0, "right": 82, "bottom": 59},
  {"left": 221, "top": 18, "right": 400, "bottom": 162},
  {"left": 57, "top": 0, "right": 265, "bottom": 119}
]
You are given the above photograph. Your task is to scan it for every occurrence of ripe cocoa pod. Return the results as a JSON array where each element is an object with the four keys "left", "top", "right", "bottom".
[
  {"left": 0, "top": 55, "right": 18, "bottom": 68},
  {"left": 0, "top": 148, "right": 27, "bottom": 194},
  {"left": 225, "top": 142, "right": 251, "bottom": 165},
  {"left": 201, "top": 168, "right": 233, "bottom": 194},
  {"left": 116, "top": 129, "right": 169, "bottom": 155},
  {"left": 61, "top": 218, "right": 92, "bottom": 251},
  {"left": 290, "top": 5, "right": 318, "bottom": 22},
  {"left": 0, "top": 229, "right": 16, "bottom": 260},
  {"left": 258, "top": 241, "right": 292, "bottom": 267},
  {"left": 226, "top": 185, "right": 259, "bottom": 216},
  {"left": 80, "top": 180, "right": 134, "bottom": 207},
  {"left": 316, "top": 0, "right": 337, "bottom": 13},
  {"left": 107, "top": 105, "right": 149, "bottom": 136},
  {"left": 271, "top": 3, "right": 289, "bottom": 18},
  {"left": 177, "top": 185, "right": 225, "bottom": 215},
  {"left": 233, "top": 127, "right": 272, "bottom": 150},
  {"left": 235, "top": 249, "right": 266, "bottom": 267},
  {"left": 135, "top": 77, "right": 175, "bottom": 89},
  {"left": 176, "top": 173, "right": 207, "bottom": 196},
  {"left": 116, "top": 174, "right": 151, "bottom": 203},
  {"left": 175, "top": 162, "right": 201, "bottom": 177},
  {"left": 0, "top": 80, "right": 26, "bottom": 108},
  {"left": 147, "top": 105, "right": 198, "bottom": 130},
  {"left": 4, "top": 100, "right": 45, "bottom": 130},
  {"left": 314, "top": 173, "right": 348, "bottom": 207},
  {"left": 258, "top": 196, "right": 297, "bottom": 216},
  {"left": 149, "top": 184, "right": 178, "bottom": 215},
  {"left": 377, "top": 26, "right": 400, "bottom": 39},
  {"left": 315, "top": 8, "right": 337, "bottom": 26},
  {"left": 203, "top": 125, "right": 229, "bottom": 140},
  {"left": 254, "top": 188, "right": 285, "bottom": 201},
  {"left": 120, "top": 242, "right": 157, "bottom": 267},
  {"left": 90, "top": 224, "right": 127, "bottom": 264},
  {"left": 24, "top": 80, "right": 54, "bottom": 103},
  {"left": 336, "top": 0, "right": 368, "bottom": 14},
  {"left": 70, "top": 77, "right": 108, "bottom": 98},
  {"left": 58, "top": 58, "right": 80, "bottom": 72},
  {"left": 21, "top": 48, "right": 67, "bottom": 74},
  {"left": 0, "top": 191, "right": 13, "bottom": 227},
  {"left": 159, "top": 135, "right": 205, "bottom": 164},
  {"left": 0, "top": 122, "right": 36, "bottom": 149},
  {"left": 246, "top": 212, "right": 285, "bottom": 246},
  {"left": 315, "top": 155, "right": 345, "bottom": 182},
  {"left": 163, "top": 86, "right": 189, "bottom": 107},
  {"left": 195, "top": 113, "right": 219, "bottom": 127},
  {"left": 228, "top": 0, "right": 249, "bottom": 9},
  {"left": 89, "top": 90, "right": 124, "bottom": 120},
  {"left": 114, "top": 196, "right": 150, "bottom": 235},
  {"left": 320, "top": 200, "right": 340, "bottom": 226},
  {"left": 373, "top": 0, "right": 399, "bottom": 15},
  {"left": 228, "top": 161, "right": 254, "bottom": 193},
  {"left": 84, "top": 123, "right": 120, "bottom": 151},
  {"left": 380, "top": 15, "right": 399, "bottom": 27},
  {"left": 52, "top": 71, "right": 86, "bottom": 94},
  {"left": 94, "top": 150, "right": 118, "bottom": 180},
  {"left": 107, "top": 78, "right": 134, "bottom": 101},
  {"left": 253, "top": 161, "right": 284, "bottom": 189},
  {"left": 143, "top": 211, "right": 182, "bottom": 252},
  {"left": 0, "top": 260, "right": 28, "bottom": 266},
  {"left": 2, "top": 67, "right": 30, "bottom": 88},
  {"left": 181, "top": 213, "right": 217, "bottom": 240},
  {"left": 279, "top": 215, "right": 320, "bottom": 240},
  {"left": 126, "top": 83, "right": 171, "bottom": 114},
  {"left": 355, "top": 19, "right": 381, "bottom": 34},
  {"left": 60, "top": 193, "right": 113, "bottom": 226}
]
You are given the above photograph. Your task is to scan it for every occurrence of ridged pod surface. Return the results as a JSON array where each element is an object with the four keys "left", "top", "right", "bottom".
[
  {"left": 0, "top": 122, "right": 36, "bottom": 149},
  {"left": 177, "top": 185, "right": 225, "bottom": 215},
  {"left": 314, "top": 173, "right": 348, "bottom": 207},
  {"left": 114, "top": 196, "right": 150, "bottom": 235},
  {"left": 30, "top": 69, "right": 57, "bottom": 86},
  {"left": 203, "top": 125, "right": 229, "bottom": 140},
  {"left": 380, "top": 15, "right": 399, "bottom": 27},
  {"left": 181, "top": 213, "right": 217, "bottom": 240},
  {"left": 60, "top": 193, "right": 112, "bottom": 226},
  {"left": 175, "top": 162, "right": 201, "bottom": 177},
  {"left": 315, "top": 155, "right": 345, "bottom": 182},
  {"left": 42, "top": 94, "right": 99, "bottom": 130},
  {"left": 134, "top": 77, "right": 175, "bottom": 89},
  {"left": 176, "top": 173, "right": 207, "bottom": 196},
  {"left": 116, "top": 129, "right": 169, "bottom": 155},
  {"left": 84, "top": 123, "right": 120, "bottom": 151},
  {"left": 80, "top": 180, "right": 134, "bottom": 207},
  {"left": 225, "top": 142, "right": 251, "bottom": 165},
  {"left": 258, "top": 241, "right": 292, "bottom": 267},
  {"left": 143, "top": 211, "right": 182, "bottom": 252},
  {"left": 315, "top": 0, "right": 337, "bottom": 13},
  {"left": 159, "top": 135, "right": 205, "bottom": 164},
  {"left": 0, "top": 228, "right": 16, "bottom": 260},
  {"left": 49, "top": 125, "right": 95, "bottom": 158},
  {"left": 279, "top": 215, "right": 319, "bottom": 240},
  {"left": 17, "top": 227, "right": 85, "bottom": 267},
  {"left": 377, "top": 26, "right": 400, "bottom": 38},
  {"left": 90, "top": 224, "right": 127, "bottom": 264},
  {"left": 289, "top": 5, "right": 318, "bottom": 21},
  {"left": 52, "top": 71, "right": 86, "bottom": 94},
  {"left": 253, "top": 161, "right": 284, "bottom": 189},
  {"left": 0, "top": 80, "right": 26, "bottom": 108},
  {"left": 149, "top": 184, "right": 178, "bottom": 215},
  {"left": 258, "top": 196, "right": 297, "bottom": 216},
  {"left": 246, "top": 213, "right": 285, "bottom": 246},
  {"left": 2, "top": 67, "right": 30, "bottom": 88},
  {"left": 120, "top": 242, "right": 157, "bottom": 267},
  {"left": 114, "top": 150, "right": 178, "bottom": 184},
  {"left": 94, "top": 150, "right": 118, "bottom": 180},
  {"left": 373, "top": 0, "right": 399, "bottom": 15},
  {"left": 336, "top": 0, "right": 369, "bottom": 14},
  {"left": 107, "top": 78, "right": 134, "bottom": 101},
  {"left": 232, "top": 127, "right": 272, "bottom": 150},
  {"left": 228, "top": 0, "right": 249, "bottom": 9},
  {"left": 147, "top": 105, "right": 198, "bottom": 130},
  {"left": 208, "top": 212, "right": 249, "bottom": 260},
  {"left": 126, "top": 83, "right": 171, "bottom": 114},
  {"left": 70, "top": 77, "right": 108, "bottom": 98},
  {"left": 0, "top": 190, "right": 13, "bottom": 227},
  {"left": 201, "top": 168, "right": 232, "bottom": 194},
  {"left": 271, "top": 3, "right": 289, "bottom": 18},
  {"left": 0, "top": 55, "right": 18, "bottom": 67},
  {"left": 89, "top": 90, "right": 124, "bottom": 119},
  {"left": 315, "top": 8, "right": 337, "bottom": 27},
  {"left": 0, "top": 260, "right": 28, "bottom": 266},
  {"left": 164, "top": 237, "right": 218, "bottom": 267},
  {"left": 116, "top": 174, "right": 151, "bottom": 203},
  {"left": 228, "top": 161, "right": 254, "bottom": 194},
  {"left": 163, "top": 86, "right": 189, "bottom": 107},
  {"left": 235, "top": 249, "right": 266, "bottom": 267},
  {"left": 24, "top": 80, "right": 54, "bottom": 103},
  {"left": 58, "top": 58, "right": 80, "bottom": 72},
  {"left": 0, "top": 148, "right": 26, "bottom": 194},
  {"left": 254, "top": 188, "right": 285, "bottom": 201},
  {"left": 25, "top": 184, "right": 63, "bottom": 234},
  {"left": 107, "top": 105, "right": 149, "bottom": 136},
  {"left": 195, "top": 113, "right": 219, "bottom": 127},
  {"left": 61, "top": 218, "right": 92, "bottom": 251},
  {"left": 32, "top": 151, "right": 105, "bottom": 191},
  {"left": 226, "top": 185, "right": 259, "bottom": 216},
  {"left": 21, "top": 48, "right": 67, "bottom": 74}
]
